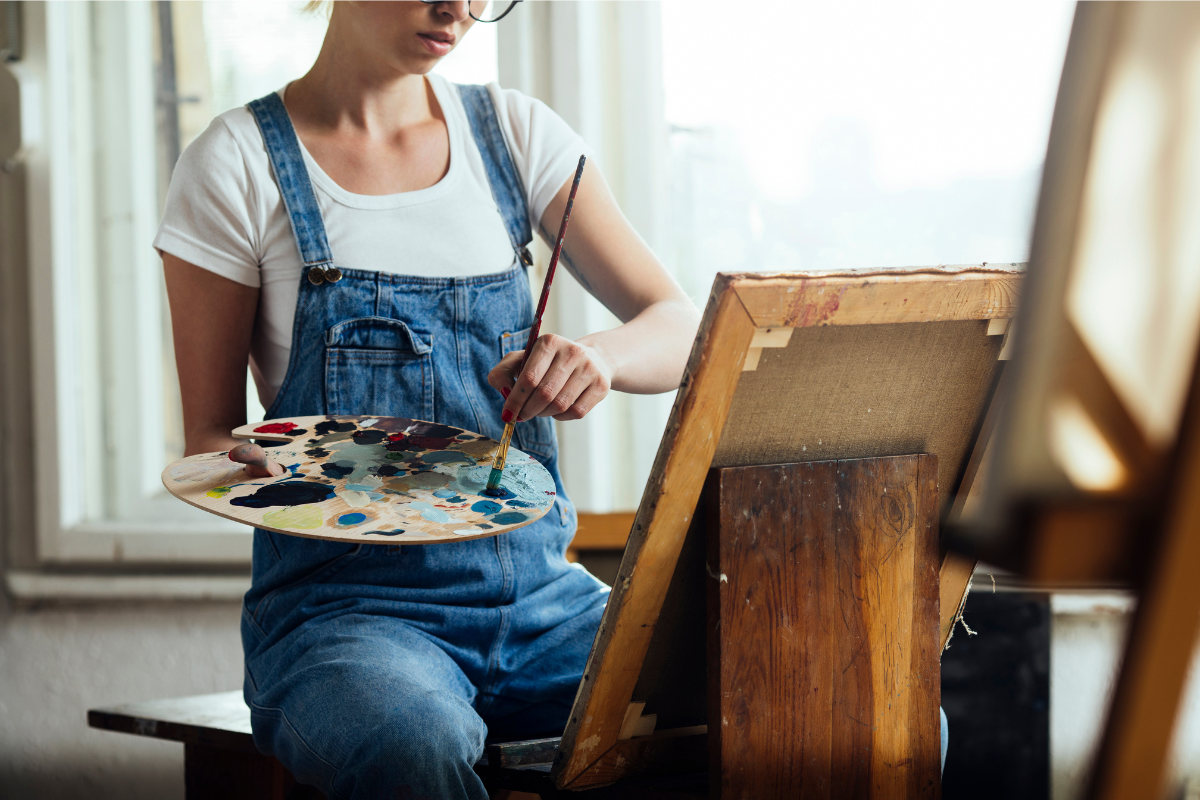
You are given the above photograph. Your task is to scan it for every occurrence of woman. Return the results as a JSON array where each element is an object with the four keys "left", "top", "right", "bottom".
[{"left": 155, "top": 2, "right": 698, "bottom": 798}]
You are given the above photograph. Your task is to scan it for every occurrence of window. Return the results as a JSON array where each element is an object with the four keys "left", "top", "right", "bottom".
[
  {"left": 661, "top": 0, "right": 1076, "bottom": 303},
  {"left": 16, "top": 1, "right": 497, "bottom": 565}
]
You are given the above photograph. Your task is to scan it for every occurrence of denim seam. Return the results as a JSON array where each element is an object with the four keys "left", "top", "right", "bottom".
[
  {"left": 250, "top": 546, "right": 363, "bottom": 630},
  {"left": 250, "top": 701, "right": 348, "bottom": 800}
]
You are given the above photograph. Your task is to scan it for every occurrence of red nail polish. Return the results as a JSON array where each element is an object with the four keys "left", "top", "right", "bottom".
[
  {"left": 500, "top": 386, "right": 511, "bottom": 399},
  {"left": 515, "top": 416, "right": 523, "bottom": 423},
  {"left": 501, "top": 409, "right": 514, "bottom": 423}
]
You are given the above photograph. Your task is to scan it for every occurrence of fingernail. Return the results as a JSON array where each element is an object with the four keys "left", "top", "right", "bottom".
[
  {"left": 500, "top": 386, "right": 511, "bottom": 399},
  {"left": 501, "top": 409, "right": 514, "bottom": 423},
  {"left": 515, "top": 416, "right": 523, "bottom": 423}
]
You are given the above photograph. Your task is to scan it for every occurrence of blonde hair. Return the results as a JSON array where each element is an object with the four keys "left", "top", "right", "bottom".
[{"left": 304, "top": 1, "right": 333, "bottom": 19}]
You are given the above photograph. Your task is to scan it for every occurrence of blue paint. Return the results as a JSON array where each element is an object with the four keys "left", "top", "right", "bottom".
[
  {"left": 492, "top": 511, "right": 529, "bottom": 525},
  {"left": 505, "top": 500, "right": 531, "bottom": 508},
  {"left": 337, "top": 512, "right": 367, "bottom": 525},
  {"left": 422, "top": 450, "right": 472, "bottom": 464},
  {"left": 433, "top": 489, "right": 457, "bottom": 498},
  {"left": 409, "top": 501, "right": 452, "bottom": 524},
  {"left": 471, "top": 500, "right": 502, "bottom": 514},
  {"left": 481, "top": 481, "right": 514, "bottom": 500}
]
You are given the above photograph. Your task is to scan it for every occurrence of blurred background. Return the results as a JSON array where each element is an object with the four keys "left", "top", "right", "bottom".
[{"left": 3, "top": 1, "right": 1198, "bottom": 798}]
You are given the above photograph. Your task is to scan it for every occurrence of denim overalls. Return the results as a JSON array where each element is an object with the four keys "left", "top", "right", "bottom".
[{"left": 238, "top": 88, "right": 609, "bottom": 800}]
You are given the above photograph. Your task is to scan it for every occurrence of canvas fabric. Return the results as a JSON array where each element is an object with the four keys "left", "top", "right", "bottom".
[{"left": 239, "top": 87, "right": 609, "bottom": 800}]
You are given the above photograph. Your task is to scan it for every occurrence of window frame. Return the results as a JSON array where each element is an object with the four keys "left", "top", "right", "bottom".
[{"left": 20, "top": 1, "right": 250, "bottom": 566}]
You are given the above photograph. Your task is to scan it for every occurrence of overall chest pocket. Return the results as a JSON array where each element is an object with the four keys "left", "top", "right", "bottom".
[
  {"left": 325, "top": 317, "right": 434, "bottom": 419},
  {"left": 500, "top": 326, "right": 558, "bottom": 463}
]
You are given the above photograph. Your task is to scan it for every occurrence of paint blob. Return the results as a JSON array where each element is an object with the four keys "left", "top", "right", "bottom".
[
  {"left": 230, "top": 481, "right": 335, "bottom": 509},
  {"left": 262, "top": 504, "right": 323, "bottom": 529},
  {"left": 255, "top": 422, "right": 304, "bottom": 435},
  {"left": 206, "top": 486, "right": 232, "bottom": 499},
  {"left": 337, "top": 512, "right": 368, "bottom": 526}
]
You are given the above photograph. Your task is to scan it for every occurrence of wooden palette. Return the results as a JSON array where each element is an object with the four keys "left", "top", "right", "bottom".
[{"left": 161, "top": 415, "right": 556, "bottom": 544}]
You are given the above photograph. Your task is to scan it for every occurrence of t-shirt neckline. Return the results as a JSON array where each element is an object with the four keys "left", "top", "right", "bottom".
[{"left": 277, "top": 74, "right": 463, "bottom": 211}]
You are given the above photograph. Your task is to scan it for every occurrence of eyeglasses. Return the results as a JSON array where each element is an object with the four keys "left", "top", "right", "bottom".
[{"left": 420, "top": 1, "right": 523, "bottom": 24}]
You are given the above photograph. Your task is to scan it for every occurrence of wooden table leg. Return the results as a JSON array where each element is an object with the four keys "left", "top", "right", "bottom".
[{"left": 707, "top": 455, "right": 942, "bottom": 800}]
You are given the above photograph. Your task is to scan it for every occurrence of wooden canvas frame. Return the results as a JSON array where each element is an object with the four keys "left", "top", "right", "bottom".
[{"left": 551, "top": 266, "right": 1021, "bottom": 790}]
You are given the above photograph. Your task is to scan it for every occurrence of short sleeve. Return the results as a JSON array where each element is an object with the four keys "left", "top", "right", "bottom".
[
  {"left": 153, "top": 116, "right": 263, "bottom": 287},
  {"left": 487, "top": 83, "right": 594, "bottom": 234}
]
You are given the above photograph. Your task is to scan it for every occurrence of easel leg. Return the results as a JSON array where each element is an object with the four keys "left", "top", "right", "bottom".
[
  {"left": 1087, "top": 381, "right": 1200, "bottom": 800},
  {"left": 707, "top": 455, "right": 941, "bottom": 800}
]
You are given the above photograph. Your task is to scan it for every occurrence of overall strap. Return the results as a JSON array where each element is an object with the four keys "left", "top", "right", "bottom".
[
  {"left": 457, "top": 84, "right": 534, "bottom": 266},
  {"left": 247, "top": 92, "right": 335, "bottom": 271}
]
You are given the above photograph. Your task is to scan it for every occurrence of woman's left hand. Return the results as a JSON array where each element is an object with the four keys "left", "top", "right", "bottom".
[{"left": 488, "top": 333, "right": 614, "bottom": 423}]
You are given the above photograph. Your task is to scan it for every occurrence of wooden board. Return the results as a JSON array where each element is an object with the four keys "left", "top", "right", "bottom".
[
  {"left": 553, "top": 267, "right": 1020, "bottom": 790},
  {"left": 162, "top": 415, "right": 554, "bottom": 544},
  {"left": 707, "top": 456, "right": 941, "bottom": 799}
]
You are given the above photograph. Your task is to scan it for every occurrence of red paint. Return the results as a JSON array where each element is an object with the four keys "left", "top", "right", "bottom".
[
  {"left": 255, "top": 422, "right": 297, "bottom": 434},
  {"left": 786, "top": 285, "right": 848, "bottom": 327},
  {"left": 386, "top": 432, "right": 406, "bottom": 442}
]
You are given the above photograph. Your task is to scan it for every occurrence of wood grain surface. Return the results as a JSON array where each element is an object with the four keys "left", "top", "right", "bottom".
[
  {"left": 553, "top": 277, "right": 758, "bottom": 788},
  {"left": 707, "top": 456, "right": 941, "bottom": 800},
  {"left": 163, "top": 415, "right": 554, "bottom": 544},
  {"left": 731, "top": 267, "right": 1021, "bottom": 329}
]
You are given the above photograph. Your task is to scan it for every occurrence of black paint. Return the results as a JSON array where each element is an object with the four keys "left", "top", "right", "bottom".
[
  {"left": 314, "top": 420, "right": 357, "bottom": 435},
  {"left": 351, "top": 429, "right": 387, "bottom": 445},
  {"left": 407, "top": 421, "right": 460, "bottom": 439},
  {"left": 320, "top": 463, "right": 354, "bottom": 479},
  {"left": 229, "top": 481, "right": 335, "bottom": 509}
]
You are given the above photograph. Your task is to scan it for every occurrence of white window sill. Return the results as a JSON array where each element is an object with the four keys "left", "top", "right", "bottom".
[{"left": 4, "top": 570, "right": 250, "bottom": 601}]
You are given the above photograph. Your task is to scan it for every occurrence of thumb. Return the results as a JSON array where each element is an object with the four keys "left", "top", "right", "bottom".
[{"left": 228, "top": 443, "right": 286, "bottom": 478}]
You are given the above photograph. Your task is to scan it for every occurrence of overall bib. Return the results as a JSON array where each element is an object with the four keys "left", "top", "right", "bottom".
[{"left": 240, "top": 88, "right": 609, "bottom": 800}]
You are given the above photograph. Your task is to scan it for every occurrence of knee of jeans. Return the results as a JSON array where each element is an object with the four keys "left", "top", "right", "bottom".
[
  {"left": 358, "top": 700, "right": 486, "bottom": 773},
  {"left": 339, "top": 708, "right": 485, "bottom": 799}
]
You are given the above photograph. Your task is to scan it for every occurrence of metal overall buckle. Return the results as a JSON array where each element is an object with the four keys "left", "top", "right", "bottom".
[{"left": 307, "top": 264, "right": 343, "bottom": 285}]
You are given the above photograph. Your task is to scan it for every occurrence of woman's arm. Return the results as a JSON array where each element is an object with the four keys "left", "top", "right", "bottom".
[
  {"left": 489, "top": 164, "right": 700, "bottom": 422},
  {"left": 163, "top": 253, "right": 283, "bottom": 476}
]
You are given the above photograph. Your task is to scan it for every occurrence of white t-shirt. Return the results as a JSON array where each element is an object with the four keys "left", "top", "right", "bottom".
[{"left": 154, "top": 74, "right": 589, "bottom": 409}]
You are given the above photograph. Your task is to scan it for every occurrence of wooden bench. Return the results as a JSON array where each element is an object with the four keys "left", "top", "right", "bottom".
[{"left": 88, "top": 691, "right": 704, "bottom": 799}]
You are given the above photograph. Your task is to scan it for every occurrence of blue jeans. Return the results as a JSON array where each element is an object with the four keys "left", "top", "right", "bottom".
[{"left": 241, "top": 90, "right": 610, "bottom": 799}]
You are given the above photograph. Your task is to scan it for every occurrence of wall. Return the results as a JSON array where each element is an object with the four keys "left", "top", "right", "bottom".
[{"left": 0, "top": 598, "right": 242, "bottom": 800}]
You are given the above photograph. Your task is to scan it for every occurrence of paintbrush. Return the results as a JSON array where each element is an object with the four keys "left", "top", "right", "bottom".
[{"left": 486, "top": 154, "right": 587, "bottom": 494}]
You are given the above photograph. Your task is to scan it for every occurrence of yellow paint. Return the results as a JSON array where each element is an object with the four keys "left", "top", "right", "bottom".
[
  {"left": 263, "top": 504, "right": 324, "bottom": 529},
  {"left": 206, "top": 486, "right": 232, "bottom": 498}
]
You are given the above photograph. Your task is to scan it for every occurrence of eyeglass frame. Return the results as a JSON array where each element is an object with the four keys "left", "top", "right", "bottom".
[{"left": 419, "top": 0, "right": 523, "bottom": 24}]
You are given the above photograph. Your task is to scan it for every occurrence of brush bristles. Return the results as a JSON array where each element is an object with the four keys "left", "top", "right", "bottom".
[{"left": 485, "top": 467, "right": 505, "bottom": 492}]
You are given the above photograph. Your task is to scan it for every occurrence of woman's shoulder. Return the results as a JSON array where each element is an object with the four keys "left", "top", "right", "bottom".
[{"left": 177, "top": 103, "right": 267, "bottom": 179}]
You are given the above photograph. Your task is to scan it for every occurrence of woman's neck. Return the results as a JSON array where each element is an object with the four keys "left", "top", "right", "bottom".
[{"left": 286, "top": 18, "right": 435, "bottom": 137}]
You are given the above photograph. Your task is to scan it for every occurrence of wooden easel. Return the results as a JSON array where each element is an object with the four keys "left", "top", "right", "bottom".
[
  {"left": 512, "top": 266, "right": 1023, "bottom": 797},
  {"left": 945, "top": 5, "right": 1200, "bottom": 800}
]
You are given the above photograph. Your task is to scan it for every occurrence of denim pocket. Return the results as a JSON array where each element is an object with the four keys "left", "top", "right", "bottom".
[
  {"left": 500, "top": 326, "right": 558, "bottom": 462},
  {"left": 325, "top": 317, "right": 434, "bottom": 419}
]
